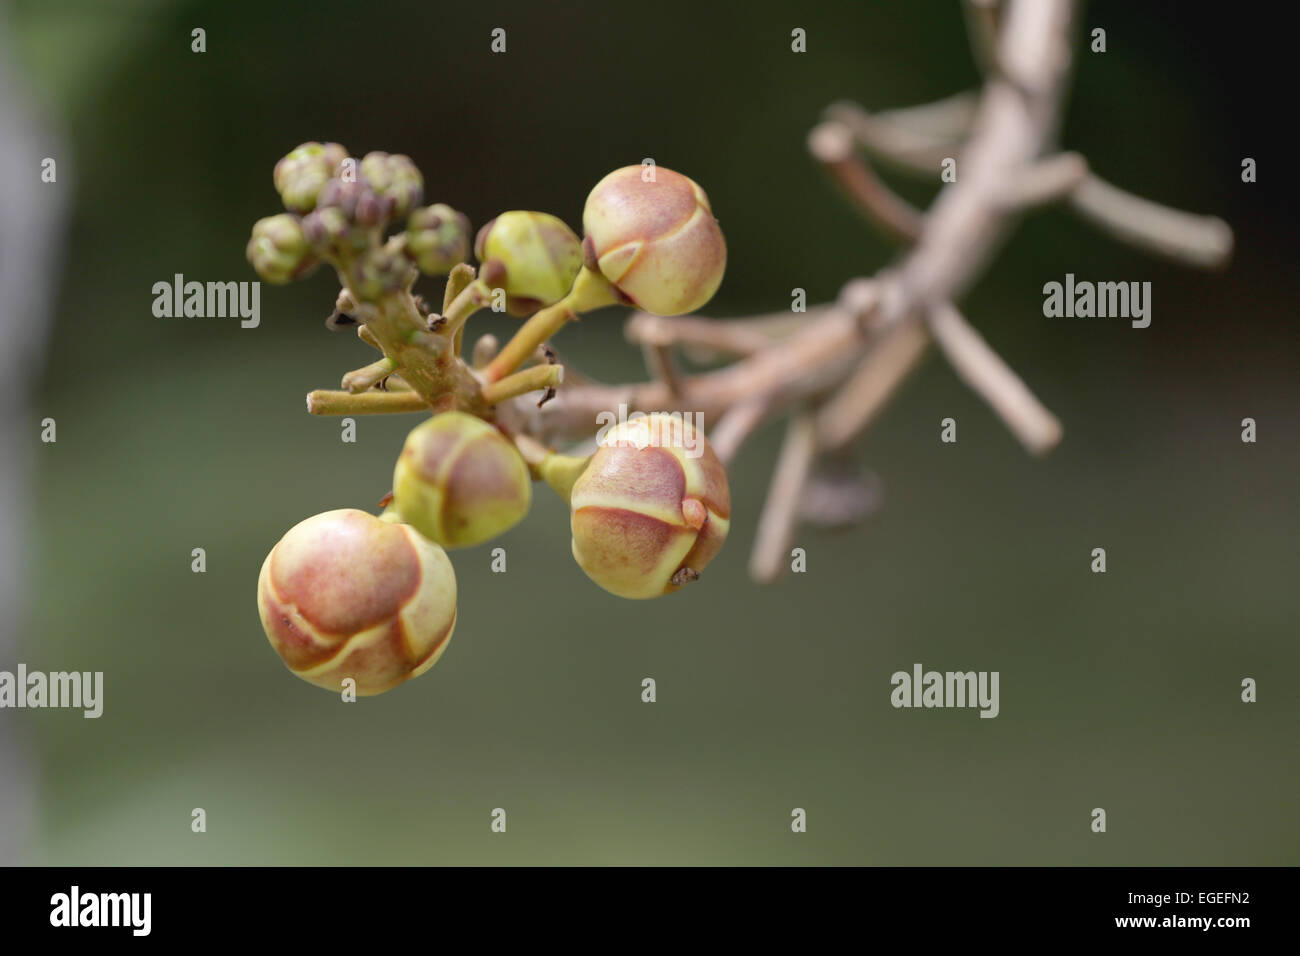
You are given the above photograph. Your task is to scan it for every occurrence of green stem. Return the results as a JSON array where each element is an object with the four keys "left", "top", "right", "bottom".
[
  {"left": 341, "top": 356, "right": 396, "bottom": 393},
  {"left": 483, "top": 266, "right": 618, "bottom": 383},
  {"left": 442, "top": 263, "right": 476, "bottom": 356},
  {"left": 537, "top": 450, "right": 592, "bottom": 504},
  {"left": 306, "top": 389, "right": 429, "bottom": 415},
  {"left": 440, "top": 278, "right": 493, "bottom": 342},
  {"left": 481, "top": 364, "right": 564, "bottom": 405}
]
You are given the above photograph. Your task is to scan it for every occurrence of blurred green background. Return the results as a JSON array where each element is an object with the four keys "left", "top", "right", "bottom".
[{"left": 6, "top": 0, "right": 1296, "bottom": 864}]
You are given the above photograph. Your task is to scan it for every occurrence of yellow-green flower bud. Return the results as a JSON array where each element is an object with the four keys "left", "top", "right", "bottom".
[
  {"left": 569, "top": 413, "right": 730, "bottom": 599},
  {"left": 273, "top": 142, "right": 348, "bottom": 213},
  {"left": 359, "top": 151, "right": 424, "bottom": 221},
  {"left": 257, "top": 508, "right": 457, "bottom": 695},
  {"left": 582, "top": 166, "right": 726, "bottom": 315},
  {"left": 393, "top": 412, "right": 532, "bottom": 549},
  {"left": 406, "top": 204, "right": 472, "bottom": 275},
  {"left": 246, "top": 213, "right": 319, "bottom": 283},
  {"left": 475, "top": 210, "right": 583, "bottom": 316}
]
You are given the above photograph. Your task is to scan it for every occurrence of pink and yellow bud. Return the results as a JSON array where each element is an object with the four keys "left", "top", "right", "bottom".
[
  {"left": 257, "top": 508, "right": 457, "bottom": 695},
  {"left": 475, "top": 210, "right": 584, "bottom": 315},
  {"left": 569, "top": 413, "right": 730, "bottom": 599},
  {"left": 582, "top": 166, "right": 727, "bottom": 316},
  {"left": 393, "top": 412, "right": 533, "bottom": 549}
]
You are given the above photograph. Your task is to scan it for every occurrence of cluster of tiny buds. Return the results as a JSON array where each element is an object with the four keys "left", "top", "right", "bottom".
[{"left": 248, "top": 142, "right": 473, "bottom": 301}]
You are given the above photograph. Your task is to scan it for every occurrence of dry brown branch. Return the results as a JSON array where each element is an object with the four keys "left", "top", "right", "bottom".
[
  {"left": 624, "top": 308, "right": 822, "bottom": 361},
  {"left": 828, "top": 98, "right": 1233, "bottom": 268},
  {"left": 926, "top": 302, "right": 1062, "bottom": 455},
  {"left": 749, "top": 414, "right": 818, "bottom": 583},
  {"left": 641, "top": 341, "right": 684, "bottom": 399},
  {"left": 710, "top": 396, "right": 774, "bottom": 468},
  {"left": 1069, "top": 175, "right": 1233, "bottom": 267},
  {"left": 814, "top": 319, "right": 932, "bottom": 452},
  {"left": 808, "top": 120, "right": 923, "bottom": 242}
]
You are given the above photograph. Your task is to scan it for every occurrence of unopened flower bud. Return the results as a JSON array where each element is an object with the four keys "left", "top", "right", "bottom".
[
  {"left": 393, "top": 412, "right": 532, "bottom": 549},
  {"left": 406, "top": 204, "right": 472, "bottom": 275},
  {"left": 273, "top": 142, "right": 348, "bottom": 213},
  {"left": 301, "top": 206, "right": 356, "bottom": 254},
  {"left": 317, "top": 178, "right": 393, "bottom": 223},
  {"left": 347, "top": 247, "right": 415, "bottom": 301},
  {"left": 475, "top": 210, "right": 583, "bottom": 315},
  {"left": 257, "top": 508, "right": 457, "bottom": 695},
  {"left": 246, "top": 213, "right": 318, "bottom": 283},
  {"left": 569, "top": 413, "right": 730, "bottom": 599},
  {"left": 583, "top": 166, "right": 726, "bottom": 315},
  {"left": 354, "top": 189, "right": 392, "bottom": 228},
  {"left": 359, "top": 151, "right": 424, "bottom": 220}
]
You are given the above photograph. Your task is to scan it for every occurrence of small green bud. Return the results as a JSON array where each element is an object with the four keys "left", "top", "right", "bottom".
[
  {"left": 246, "top": 213, "right": 318, "bottom": 283},
  {"left": 583, "top": 166, "right": 726, "bottom": 315},
  {"left": 393, "top": 412, "right": 533, "bottom": 549},
  {"left": 359, "top": 152, "right": 424, "bottom": 220},
  {"left": 406, "top": 204, "right": 472, "bottom": 275},
  {"left": 475, "top": 210, "right": 583, "bottom": 316},
  {"left": 273, "top": 142, "right": 348, "bottom": 213}
]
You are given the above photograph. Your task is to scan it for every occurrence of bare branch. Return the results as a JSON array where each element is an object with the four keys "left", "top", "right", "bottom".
[
  {"left": 532, "top": 303, "right": 867, "bottom": 444},
  {"left": 749, "top": 414, "right": 817, "bottom": 583},
  {"left": 815, "top": 319, "right": 931, "bottom": 452},
  {"left": 831, "top": 94, "right": 1233, "bottom": 268},
  {"left": 809, "top": 120, "right": 923, "bottom": 242},
  {"left": 1000, "top": 151, "right": 1089, "bottom": 208},
  {"left": 825, "top": 95, "right": 977, "bottom": 175},
  {"left": 624, "top": 308, "right": 820, "bottom": 361},
  {"left": 1069, "top": 174, "right": 1233, "bottom": 268},
  {"left": 710, "top": 396, "right": 773, "bottom": 468},
  {"left": 641, "top": 341, "right": 684, "bottom": 399},
  {"left": 926, "top": 302, "right": 1062, "bottom": 454}
]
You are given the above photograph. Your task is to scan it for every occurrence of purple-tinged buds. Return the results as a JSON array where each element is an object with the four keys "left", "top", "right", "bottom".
[
  {"left": 301, "top": 206, "right": 355, "bottom": 255},
  {"left": 406, "top": 204, "right": 472, "bottom": 276},
  {"left": 359, "top": 152, "right": 424, "bottom": 221},
  {"left": 347, "top": 246, "right": 416, "bottom": 301},
  {"left": 273, "top": 142, "right": 348, "bottom": 214}
]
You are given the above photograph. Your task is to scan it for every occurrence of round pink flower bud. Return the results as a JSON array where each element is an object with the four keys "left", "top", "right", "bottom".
[
  {"left": 257, "top": 509, "right": 457, "bottom": 695},
  {"left": 582, "top": 166, "right": 727, "bottom": 316},
  {"left": 569, "top": 413, "right": 730, "bottom": 599}
]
